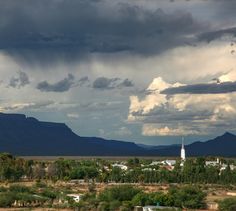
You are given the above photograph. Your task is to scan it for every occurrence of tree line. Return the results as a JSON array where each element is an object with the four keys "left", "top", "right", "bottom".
[{"left": 1, "top": 153, "right": 236, "bottom": 185}]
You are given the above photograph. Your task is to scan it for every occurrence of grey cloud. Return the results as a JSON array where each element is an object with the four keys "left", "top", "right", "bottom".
[
  {"left": 118, "top": 79, "right": 134, "bottom": 87},
  {"left": 79, "top": 101, "right": 122, "bottom": 110},
  {"left": 161, "top": 81, "right": 236, "bottom": 95},
  {"left": 37, "top": 74, "right": 75, "bottom": 92},
  {"left": 0, "top": 0, "right": 206, "bottom": 63},
  {"left": 93, "top": 77, "right": 120, "bottom": 89},
  {"left": 8, "top": 71, "right": 30, "bottom": 88},
  {"left": 77, "top": 76, "right": 90, "bottom": 86},
  {"left": 131, "top": 107, "right": 213, "bottom": 123},
  {"left": 213, "top": 0, "right": 236, "bottom": 19},
  {"left": 92, "top": 77, "right": 134, "bottom": 90},
  {"left": 37, "top": 74, "right": 90, "bottom": 92},
  {"left": 198, "top": 27, "right": 236, "bottom": 42}
]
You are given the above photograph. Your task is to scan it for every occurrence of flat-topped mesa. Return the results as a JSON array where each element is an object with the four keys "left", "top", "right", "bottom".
[
  {"left": 0, "top": 112, "right": 146, "bottom": 156},
  {"left": 0, "top": 113, "right": 26, "bottom": 121},
  {"left": 40, "top": 121, "right": 72, "bottom": 130}
]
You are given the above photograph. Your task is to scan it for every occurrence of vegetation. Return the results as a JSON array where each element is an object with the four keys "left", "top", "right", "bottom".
[
  {"left": 0, "top": 184, "right": 65, "bottom": 208},
  {"left": 1, "top": 154, "right": 236, "bottom": 186},
  {"left": 75, "top": 185, "right": 206, "bottom": 210},
  {"left": 0, "top": 153, "right": 236, "bottom": 209},
  {"left": 219, "top": 198, "right": 236, "bottom": 211}
]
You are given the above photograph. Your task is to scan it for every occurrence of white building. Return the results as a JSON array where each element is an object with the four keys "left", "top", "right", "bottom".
[
  {"left": 112, "top": 164, "right": 128, "bottom": 171},
  {"left": 149, "top": 161, "right": 162, "bottom": 166},
  {"left": 67, "top": 194, "right": 83, "bottom": 203},
  {"left": 205, "top": 158, "right": 221, "bottom": 167},
  {"left": 161, "top": 160, "right": 176, "bottom": 166}
]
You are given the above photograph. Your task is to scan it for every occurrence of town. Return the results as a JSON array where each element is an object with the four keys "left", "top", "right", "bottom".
[{"left": 0, "top": 144, "right": 236, "bottom": 210}]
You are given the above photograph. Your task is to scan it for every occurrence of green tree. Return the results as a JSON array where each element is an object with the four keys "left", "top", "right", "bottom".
[{"left": 169, "top": 185, "right": 206, "bottom": 209}]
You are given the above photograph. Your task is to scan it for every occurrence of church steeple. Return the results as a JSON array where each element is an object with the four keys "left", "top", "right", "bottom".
[{"left": 181, "top": 137, "right": 186, "bottom": 161}]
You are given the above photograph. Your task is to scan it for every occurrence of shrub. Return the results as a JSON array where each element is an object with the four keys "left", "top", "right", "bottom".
[
  {"left": 0, "top": 193, "right": 15, "bottom": 207},
  {"left": 9, "top": 184, "right": 31, "bottom": 193},
  {"left": 219, "top": 198, "right": 236, "bottom": 211},
  {"left": 98, "top": 185, "right": 141, "bottom": 202}
]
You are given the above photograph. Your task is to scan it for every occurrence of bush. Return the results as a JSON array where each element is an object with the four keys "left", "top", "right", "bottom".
[
  {"left": 9, "top": 184, "right": 31, "bottom": 193},
  {"left": 98, "top": 185, "right": 141, "bottom": 202},
  {"left": 219, "top": 198, "right": 236, "bottom": 211},
  {"left": 98, "top": 201, "right": 110, "bottom": 211},
  {"left": 0, "top": 193, "right": 15, "bottom": 207}
]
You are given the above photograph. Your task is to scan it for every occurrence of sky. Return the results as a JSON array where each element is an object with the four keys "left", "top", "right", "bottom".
[{"left": 0, "top": 0, "right": 236, "bottom": 145}]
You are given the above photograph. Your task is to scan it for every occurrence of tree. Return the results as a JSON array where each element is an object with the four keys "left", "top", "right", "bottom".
[
  {"left": 169, "top": 185, "right": 206, "bottom": 209},
  {"left": 131, "top": 192, "right": 153, "bottom": 206}
]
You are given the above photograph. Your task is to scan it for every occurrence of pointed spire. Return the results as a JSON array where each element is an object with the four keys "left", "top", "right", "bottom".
[{"left": 181, "top": 136, "right": 186, "bottom": 161}]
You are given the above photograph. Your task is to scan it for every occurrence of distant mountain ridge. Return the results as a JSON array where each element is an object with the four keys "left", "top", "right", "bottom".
[
  {"left": 0, "top": 113, "right": 236, "bottom": 156},
  {"left": 0, "top": 113, "right": 146, "bottom": 156},
  {"left": 152, "top": 132, "right": 236, "bottom": 157}
]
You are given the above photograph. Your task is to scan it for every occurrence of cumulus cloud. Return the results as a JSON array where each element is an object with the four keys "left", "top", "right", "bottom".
[
  {"left": 92, "top": 77, "right": 134, "bottom": 90},
  {"left": 161, "top": 71, "right": 236, "bottom": 95},
  {"left": 142, "top": 125, "right": 200, "bottom": 136},
  {"left": 37, "top": 74, "right": 75, "bottom": 92},
  {"left": 8, "top": 71, "right": 30, "bottom": 88},
  {"left": 128, "top": 76, "right": 236, "bottom": 136}
]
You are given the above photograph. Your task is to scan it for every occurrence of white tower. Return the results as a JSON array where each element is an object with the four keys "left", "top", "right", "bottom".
[{"left": 181, "top": 137, "right": 186, "bottom": 161}]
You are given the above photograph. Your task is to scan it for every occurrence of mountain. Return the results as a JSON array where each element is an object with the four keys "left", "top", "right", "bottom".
[
  {"left": 153, "top": 132, "right": 236, "bottom": 157},
  {"left": 0, "top": 113, "right": 148, "bottom": 156},
  {"left": 0, "top": 113, "right": 236, "bottom": 156}
]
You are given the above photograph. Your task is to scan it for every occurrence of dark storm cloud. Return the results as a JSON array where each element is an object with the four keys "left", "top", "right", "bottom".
[
  {"left": 161, "top": 81, "right": 236, "bottom": 95},
  {"left": 213, "top": 0, "right": 236, "bottom": 18},
  {"left": 0, "top": 0, "right": 206, "bottom": 62},
  {"left": 8, "top": 71, "right": 30, "bottom": 88},
  {"left": 92, "top": 77, "right": 134, "bottom": 90},
  {"left": 198, "top": 27, "right": 236, "bottom": 42},
  {"left": 195, "top": 0, "right": 236, "bottom": 43},
  {"left": 37, "top": 74, "right": 75, "bottom": 92}
]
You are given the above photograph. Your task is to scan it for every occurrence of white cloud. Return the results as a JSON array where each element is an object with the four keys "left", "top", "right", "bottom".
[
  {"left": 115, "top": 127, "right": 132, "bottom": 136},
  {"left": 128, "top": 75, "right": 236, "bottom": 136},
  {"left": 0, "top": 101, "right": 54, "bottom": 112},
  {"left": 142, "top": 125, "right": 201, "bottom": 136},
  {"left": 67, "top": 113, "right": 79, "bottom": 119}
]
